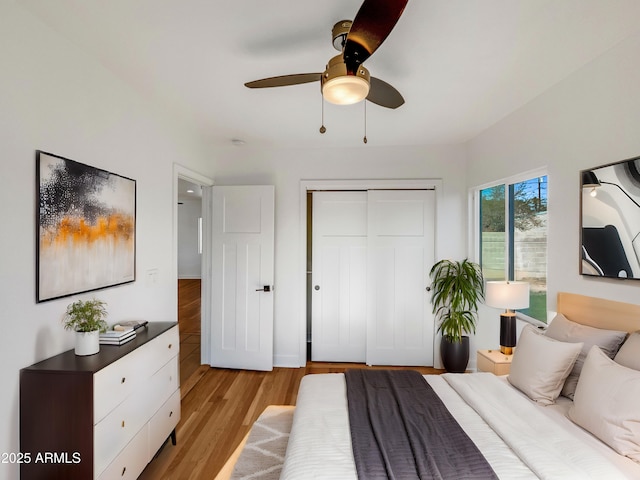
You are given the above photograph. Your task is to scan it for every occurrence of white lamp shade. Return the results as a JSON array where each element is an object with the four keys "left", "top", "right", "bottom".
[{"left": 485, "top": 281, "right": 530, "bottom": 310}]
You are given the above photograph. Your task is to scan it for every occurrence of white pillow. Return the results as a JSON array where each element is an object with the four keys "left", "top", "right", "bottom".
[
  {"left": 614, "top": 331, "right": 640, "bottom": 370},
  {"left": 508, "top": 325, "right": 583, "bottom": 405},
  {"left": 545, "top": 313, "right": 627, "bottom": 399},
  {"left": 569, "top": 346, "right": 640, "bottom": 462}
]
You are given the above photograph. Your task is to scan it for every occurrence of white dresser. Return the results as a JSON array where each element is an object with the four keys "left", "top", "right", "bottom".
[{"left": 21, "top": 322, "right": 180, "bottom": 480}]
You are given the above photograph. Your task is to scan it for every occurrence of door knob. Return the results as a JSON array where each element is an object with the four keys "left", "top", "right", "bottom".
[{"left": 256, "top": 285, "right": 271, "bottom": 292}]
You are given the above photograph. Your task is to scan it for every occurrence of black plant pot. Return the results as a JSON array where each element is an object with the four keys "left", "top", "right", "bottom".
[{"left": 440, "top": 336, "right": 470, "bottom": 373}]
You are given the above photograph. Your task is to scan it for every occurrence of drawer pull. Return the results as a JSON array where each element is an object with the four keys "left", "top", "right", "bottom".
[
  {"left": 122, "top": 466, "right": 126, "bottom": 476},
  {"left": 168, "top": 343, "right": 173, "bottom": 349},
  {"left": 169, "top": 410, "right": 173, "bottom": 417},
  {"left": 121, "top": 420, "right": 125, "bottom": 428},
  {"left": 121, "top": 377, "right": 126, "bottom": 384}
]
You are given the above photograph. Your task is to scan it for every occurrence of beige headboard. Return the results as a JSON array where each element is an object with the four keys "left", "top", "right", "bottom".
[{"left": 557, "top": 292, "right": 640, "bottom": 333}]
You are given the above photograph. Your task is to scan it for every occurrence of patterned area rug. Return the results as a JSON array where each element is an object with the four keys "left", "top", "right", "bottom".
[{"left": 230, "top": 405, "right": 294, "bottom": 480}]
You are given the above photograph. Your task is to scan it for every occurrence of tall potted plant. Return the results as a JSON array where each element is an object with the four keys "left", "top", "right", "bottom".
[
  {"left": 429, "top": 259, "right": 484, "bottom": 372},
  {"left": 63, "top": 298, "right": 108, "bottom": 356}
]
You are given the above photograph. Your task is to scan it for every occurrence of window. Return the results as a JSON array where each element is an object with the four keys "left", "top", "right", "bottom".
[{"left": 477, "top": 172, "right": 548, "bottom": 322}]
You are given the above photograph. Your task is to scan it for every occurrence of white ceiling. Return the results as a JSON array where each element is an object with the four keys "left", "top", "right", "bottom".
[{"left": 17, "top": 0, "right": 640, "bottom": 149}]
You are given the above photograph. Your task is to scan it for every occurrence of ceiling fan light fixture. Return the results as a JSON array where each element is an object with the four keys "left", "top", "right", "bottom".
[
  {"left": 321, "top": 54, "right": 370, "bottom": 105},
  {"left": 246, "top": 1, "right": 408, "bottom": 109},
  {"left": 322, "top": 75, "right": 370, "bottom": 105}
]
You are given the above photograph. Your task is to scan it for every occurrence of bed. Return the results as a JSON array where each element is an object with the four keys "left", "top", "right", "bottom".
[{"left": 278, "top": 292, "right": 640, "bottom": 479}]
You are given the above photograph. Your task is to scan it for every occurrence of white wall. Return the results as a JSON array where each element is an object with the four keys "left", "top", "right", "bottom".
[
  {"left": 0, "top": 4, "right": 210, "bottom": 478},
  {"left": 178, "top": 199, "right": 202, "bottom": 279},
  {"left": 468, "top": 31, "right": 640, "bottom": 351},
  {"left": 209, "top": 144, "right": 469, "bottom": 367}
]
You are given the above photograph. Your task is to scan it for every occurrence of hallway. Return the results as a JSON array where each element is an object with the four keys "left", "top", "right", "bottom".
[{"left": 178, "top": 279, "right": 207, "bottom": 397}]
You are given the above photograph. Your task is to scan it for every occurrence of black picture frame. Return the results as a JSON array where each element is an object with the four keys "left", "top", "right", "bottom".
[
  {"left": 580, "top": 155, "right": 640, "bottom": 280},
  {"left": 36, "top": 150, "right": 136, "bottom": 302}
]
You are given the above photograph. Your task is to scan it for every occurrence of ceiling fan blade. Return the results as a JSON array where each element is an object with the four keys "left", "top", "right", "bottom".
[
  {"left": 245, "top": 73, "right": 322, "bottom": 88},
  {"left": 367, "top": 77, "right": 404, "bottom": 109},
  {"left": 343, "top": 0, "right": 408, "bottom": 74}
]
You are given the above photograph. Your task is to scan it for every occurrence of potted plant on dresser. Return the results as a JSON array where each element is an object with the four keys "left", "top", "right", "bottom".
[
  {"left": 429, "top": 259, "right": 484, "bottom": 373},
  {"left": 63, "top": 298, "right": 108, "bottom": 356}
]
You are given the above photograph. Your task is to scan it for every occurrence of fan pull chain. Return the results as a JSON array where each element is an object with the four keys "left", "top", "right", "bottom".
[
  {"left": 363, "top": 100, "right": 368, "bottom": 144},
  {"left": 319, "top": 96, "right": 326, "bottom": 134}
]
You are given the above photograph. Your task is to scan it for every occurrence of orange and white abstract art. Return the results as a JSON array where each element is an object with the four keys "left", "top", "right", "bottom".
[{"left": 36, "top": 151, "right": 136, "bottom": 302}]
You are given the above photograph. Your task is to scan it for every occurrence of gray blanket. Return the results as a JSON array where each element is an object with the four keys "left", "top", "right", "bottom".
[{"left": 345, "top": 369, "right": 499, "bottom": 480}]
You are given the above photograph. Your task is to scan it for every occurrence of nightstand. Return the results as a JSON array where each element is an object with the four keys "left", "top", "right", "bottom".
[{"left": 477, "top": 349, "right": 513, "bottom": 375}]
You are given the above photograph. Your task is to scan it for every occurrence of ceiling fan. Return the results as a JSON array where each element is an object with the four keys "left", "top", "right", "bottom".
[{"left": 245, "top": 0, "right": 408, "bottom": 109}]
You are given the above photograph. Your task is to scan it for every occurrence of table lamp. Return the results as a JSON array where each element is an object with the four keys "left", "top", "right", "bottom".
[{"left": 485, "top": 281, "right": 530, "bottom": 354}]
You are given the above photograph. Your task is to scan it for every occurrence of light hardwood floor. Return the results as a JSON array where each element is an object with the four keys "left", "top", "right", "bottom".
[
  {"left": 139, "top": 279, "right": 443, "bottom": 479},
  {"left": 176, "top": 279, "right": 207, "bottom": 399}
]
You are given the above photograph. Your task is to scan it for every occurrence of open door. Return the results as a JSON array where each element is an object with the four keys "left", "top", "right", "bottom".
[{"left": 208, "top": 185, "right": 275, "bottom": 371}]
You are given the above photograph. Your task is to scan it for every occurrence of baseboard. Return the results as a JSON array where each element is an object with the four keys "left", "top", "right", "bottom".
[{"left": 178, "top": 275, "right": 202, "bottom": 280}]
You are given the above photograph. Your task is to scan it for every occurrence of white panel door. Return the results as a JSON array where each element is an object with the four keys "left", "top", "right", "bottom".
[
  {"left": 209, "top": 186, "right": 274, "bottom": 371},
  {"left": 366, "top": 190, "right": 436, "bottom": 366},
  {"left": 311, "top": 192, "right": 367, "bottom": 362}
]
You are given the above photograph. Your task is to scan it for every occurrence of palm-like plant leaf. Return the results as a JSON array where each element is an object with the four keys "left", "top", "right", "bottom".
[{"left": 429, "top": 259, "right": 484, "bottom": 343}]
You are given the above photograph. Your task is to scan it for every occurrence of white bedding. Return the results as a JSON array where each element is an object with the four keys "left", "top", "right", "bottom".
[{"left": 281, "top": 372, "right": 640, "bottom": 480}]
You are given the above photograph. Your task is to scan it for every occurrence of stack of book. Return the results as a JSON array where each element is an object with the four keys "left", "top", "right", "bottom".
[{"left": 99, "top": 327, "right": 136, "bottom": 346}]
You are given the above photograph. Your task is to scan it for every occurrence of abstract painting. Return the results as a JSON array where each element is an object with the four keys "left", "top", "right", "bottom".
[{"left": 36, "top": 151, "right": 136, "bottom": 302}]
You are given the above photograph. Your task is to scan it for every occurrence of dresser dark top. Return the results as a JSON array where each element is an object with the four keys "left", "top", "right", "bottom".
[{"left": 21, "top": 321, "right": 177, "bottom": 374}]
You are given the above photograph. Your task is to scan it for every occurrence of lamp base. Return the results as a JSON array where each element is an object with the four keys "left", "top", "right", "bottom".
[
  {"left": 499, "top": 313, "right": 517, "bottom": 357},
  {"left": 500, "top": 345, "right": 513, "bottom": 355}
]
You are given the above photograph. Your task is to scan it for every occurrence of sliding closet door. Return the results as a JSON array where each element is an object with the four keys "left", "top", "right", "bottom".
[
  {"left": 311, "top": 192, "right": 367, "bottom": 362},
  {"left": 366, "top": 190, "right": 436, "bottom": 366}
]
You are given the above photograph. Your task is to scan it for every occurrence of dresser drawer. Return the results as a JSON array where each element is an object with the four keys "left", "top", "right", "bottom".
[
  {"left": 150, "top": 326, "right": 180, "bottom": 368},
  {"left": 94, "top": 326, "right": 180, "bottom": 422},
  {"left": 94, "top": 349, "right": 148, "bottom": 424},
  {"left": 94, "top": 382, "right": 157, "bottom": 476},
  {"left": 149, "top": 388, "right": 181, "bottom": 458},
  {"left": 97, "top": 424, "right": 149, "bottom": 480},
  {"left": 147, "top": 357, "right": 179, "bottom": 415}
]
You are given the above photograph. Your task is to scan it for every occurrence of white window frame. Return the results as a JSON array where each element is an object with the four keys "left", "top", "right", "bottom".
[{"left": 470, "top": 167, "right": 548, "bottom": 325}]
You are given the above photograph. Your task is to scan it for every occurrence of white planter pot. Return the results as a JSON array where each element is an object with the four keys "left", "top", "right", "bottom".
[{"left": 75, "top": 330, "right": 100, "bottom": 356}]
